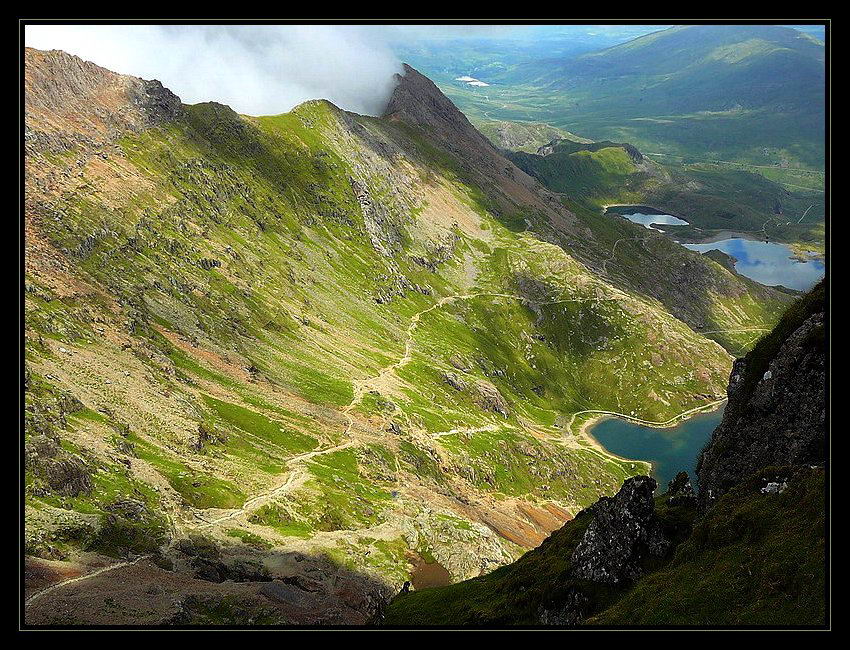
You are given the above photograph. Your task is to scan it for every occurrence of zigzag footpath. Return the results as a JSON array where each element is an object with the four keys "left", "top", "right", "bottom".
[{"left": 24, "top": 290, "right": 731, "bottom": 610}]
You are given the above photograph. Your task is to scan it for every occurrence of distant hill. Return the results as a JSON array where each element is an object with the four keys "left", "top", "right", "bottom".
[
  {"left": 533, "top": 24, "right": 823, "bottom": 112},
  {"left": 441, "top": 25, "right": 826, "bottom": 170}
]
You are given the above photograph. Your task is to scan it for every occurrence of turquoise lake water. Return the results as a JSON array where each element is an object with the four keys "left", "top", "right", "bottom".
[{"left": 588, "top": 406, "right": 725, "bottom": 490}]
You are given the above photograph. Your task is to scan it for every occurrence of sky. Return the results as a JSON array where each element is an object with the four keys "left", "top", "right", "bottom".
[
  {"left": 25, "top": 24, "right": 824, "bottom": 117},
  {"left": 24, "top": 24, "right": 670, "bottom": 116}
]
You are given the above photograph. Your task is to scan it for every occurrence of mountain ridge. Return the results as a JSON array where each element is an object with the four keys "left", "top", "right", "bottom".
[{"left": 24, "top": 48, "right": 789, "bottom": 625}]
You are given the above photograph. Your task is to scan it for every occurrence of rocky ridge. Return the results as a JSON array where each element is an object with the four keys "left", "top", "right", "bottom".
[{"left": 697, "top": 280, "right": 825, "bottom": 506}]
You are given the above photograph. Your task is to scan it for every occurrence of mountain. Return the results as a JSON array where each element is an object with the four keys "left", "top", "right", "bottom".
[
  {"left": 381, "top": 281, "right": 826, "bottom": 626},
  {"left": 437, "top": 25, "right": 826, "bottom": 170},
  {"left": 24, "top": 50, "right": 787, "bottom": 625}
]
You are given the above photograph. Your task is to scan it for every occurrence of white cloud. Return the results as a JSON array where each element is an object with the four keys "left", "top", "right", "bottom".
[{"left": 25, "top": 24, "right": 411, "bottom": 116}]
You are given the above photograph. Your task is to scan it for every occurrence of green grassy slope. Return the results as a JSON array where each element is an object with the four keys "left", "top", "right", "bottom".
[
  {"left": 382, "top": 465, "right": 824, "bottom": 626},
  {"left": 507, "top": 138, "right": 825, "bottom": 255},
  {"left": 24, "top": 51, "right": 790, "bottom": 600}
]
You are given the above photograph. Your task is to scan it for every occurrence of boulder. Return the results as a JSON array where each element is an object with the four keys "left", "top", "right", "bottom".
[
  {"left": 570, "top": 476, "right": 670, "bottom": 585},
  {"left": 473, "top": 380, "right": 509, "bottom": 417}
]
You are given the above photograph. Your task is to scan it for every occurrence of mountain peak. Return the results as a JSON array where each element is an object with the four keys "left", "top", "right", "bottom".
[
  {"left": 383, "top": 63, "right": 492, "bottom": 151},
  {"left": 25, "top": 47, "right": 182, "bottom": 156}
]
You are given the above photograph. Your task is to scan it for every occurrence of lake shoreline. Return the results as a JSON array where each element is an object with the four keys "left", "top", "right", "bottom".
[
  {"left": 602, "top": 204, "right": 823, "bottom": 252},
  {"left": 576, "top": 399, "right": 728, "bottom": 485},
  {"left": 602, "top": 204, "right": 824, "bottom": 289}
]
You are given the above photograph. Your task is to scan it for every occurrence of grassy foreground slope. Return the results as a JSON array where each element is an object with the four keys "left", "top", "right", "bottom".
[
  {"left": 590, "top": 467, "right": 824, "bottom": 625},
  {"left": 382, "top": 466, "right": 824, "bottom": 626},
  {"left": 24, "top": 50, "right": 786, "bottom": 623}
]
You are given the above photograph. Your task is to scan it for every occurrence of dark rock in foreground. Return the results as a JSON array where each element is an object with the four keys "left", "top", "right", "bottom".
[{"left": 697, "top": 280, "right": 825, "bottom": 507}]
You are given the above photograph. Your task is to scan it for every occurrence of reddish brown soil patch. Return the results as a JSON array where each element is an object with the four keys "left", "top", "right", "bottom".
[
  {"left": 517, "top": 503, "right": 568, "bottom": 533},
  {"left": 25, "top": 557, "right": 85, "bottom": 595},
  {"left": 407, "top": 552, "right": 451, "bottom": 591},
  {"left": 543, "top": 503, "right": 573, "bottom": 523},
  {"left": 480, "top": 510, "right": 547, "bottom": 548}
]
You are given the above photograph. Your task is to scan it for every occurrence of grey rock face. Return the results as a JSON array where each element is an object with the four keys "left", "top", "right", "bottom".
[
  {"left": 136, "top": 78, "right": 182, "bottom": 126},
  {"left": 442, "top": 371, "right": 468, "bottom": 392},
  {"left": 538, "top": 589, "right": 590, "bottom": 625},
  {"left": 44, "top": 457, "right": 93, "bottom": 497},
  {"left": 666, "top": 471, "right": 697, "bottom": 508},
  {"left": 570, "top": 475, "right": 670, "bottom": 585},
  {"left": 473, "top": 380, "right": 509, "bottom": 417},
  {"left": 698, "top": 303, "right": 825, "bottom": 508},
  {"left": 349, "top": 176, "right": 403, "bottom": 258}
]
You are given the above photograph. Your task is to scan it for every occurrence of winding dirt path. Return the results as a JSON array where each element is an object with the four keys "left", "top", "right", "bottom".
[
  {"left": 25, "top": 555, "right": 150, "bottom": 608},
  {"left": 342, "top": 291, "right": 613, "bottom": 418},
  {"left": 602, "top": 238, "right": 628, "bottom": 274},
  {"left": 23, "top": 438, "right": 359, "bottom": 610},
  {"left": 698, "top": 327, "right": 770, "bottom": 335},
  {"left": 23, "top": 289, "right": 732, "bottom": 610},
  {"left": 194, "top": 439, "right": 357, "bottom": 531}
]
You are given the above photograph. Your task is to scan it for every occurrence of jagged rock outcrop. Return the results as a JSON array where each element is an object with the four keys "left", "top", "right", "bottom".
[
  {"left": 697, "top": 281, "right": 825, "bottom": 507},
  {"left": 665, "top": 471, "right": 697, "bottom": 508},
  {"left": 473, "top": 380, "right": 509, "bottom": 417},
  {"left": 382, "top": 64, "right": 569, "bottom": 223},
  {"left": 383, "top": 64, "right": 496, "bottom": 157},
  {"left": 441, "top": 371, "right": 468, "bottom": 392},
  {"left": 538, "top": 476, "right": 671, "bottom": 624},
  {"left": 25, "top": 47, "right": 182, "bottom": 156},
  {"left": 570, "top": 476, "right": 670, "bottom": 585}
]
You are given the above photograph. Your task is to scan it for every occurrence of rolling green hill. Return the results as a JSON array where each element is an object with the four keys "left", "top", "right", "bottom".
[{"left": 436, "top": 25, "right": 825, "bottom": 171}]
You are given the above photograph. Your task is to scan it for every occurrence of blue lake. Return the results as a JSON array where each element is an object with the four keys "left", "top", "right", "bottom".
[
  {"left": 683, "top": 238, "right": 824, "bottom": 291},
  {"left": 589, "top": 406, "right": 725, "bottom": 490},
  {"left": 619, "top": 210, "right": 689, "bottom": 230},
  {"left": 607, "top": 207, "right": 824, "bottom": 291}
]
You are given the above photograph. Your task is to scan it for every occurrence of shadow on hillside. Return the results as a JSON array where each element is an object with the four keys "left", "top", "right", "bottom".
[{"left": 24, "top": 540, "right": 396, "bottom": 627}]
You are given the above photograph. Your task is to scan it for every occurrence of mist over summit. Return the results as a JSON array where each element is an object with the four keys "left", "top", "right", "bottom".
[{"left": 25, "top": 24, "right": 406, "bottom": 116}]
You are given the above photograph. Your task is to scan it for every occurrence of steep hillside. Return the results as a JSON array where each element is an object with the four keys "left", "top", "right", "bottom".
[
  {"left": 382, "top": 466, "right": 824, "bottom": 626},
  {"left": 382, "top": 282, "right": 826, "bottom": 626},
  {"left": 697, "top": 280, "right": 825, "bottom": 506},
  {"left": 24, "top": 51, "right": 786, "bottom": 625},
  {"left": 507, "top": 136, "right": 825, "bottom": 258}
]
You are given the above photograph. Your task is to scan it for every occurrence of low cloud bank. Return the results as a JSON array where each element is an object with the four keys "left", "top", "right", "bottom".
[{"left": 26, "top": 25, "right": 411, "bottom": 116}]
